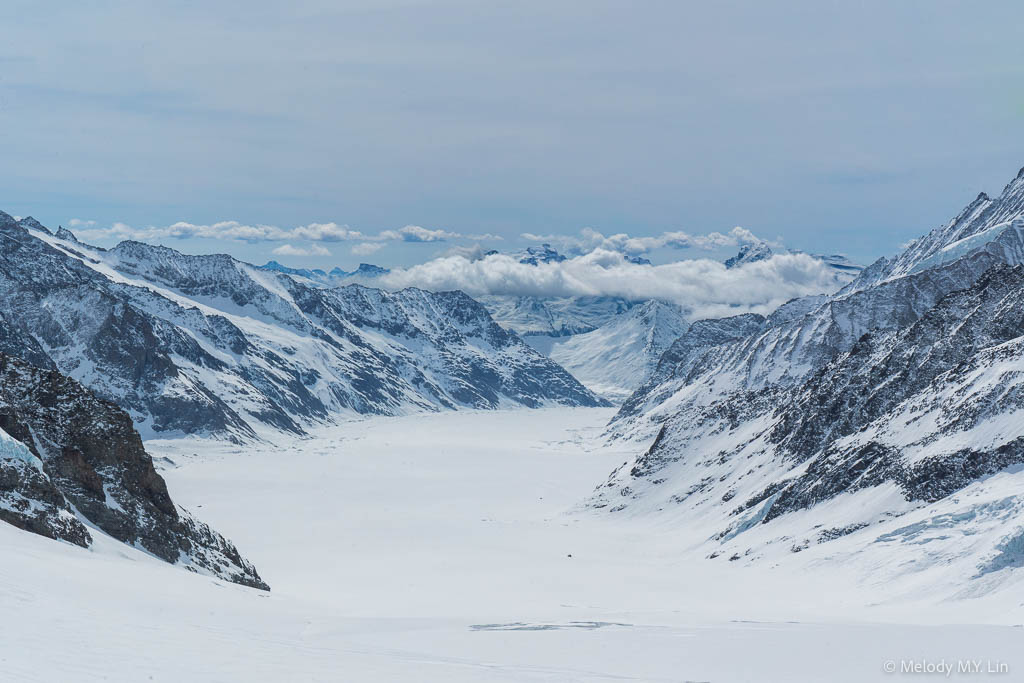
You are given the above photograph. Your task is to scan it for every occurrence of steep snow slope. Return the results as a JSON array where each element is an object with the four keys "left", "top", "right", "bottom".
[
  {"left": 540, "top": 301, "right": 689, "bottom": 401},
  {"left": 612, "top": 218, "right": 1024, "bottom": 440},
  {"left": 846, "top": 166, "right": 1024, "bottom": 292},
  {"left": 591, "top": 265, "right": 1024, "bottom": 590},
  {"left": 0, "top": 214, "right": 605, "bottom": 439},
  {"left": 593, "top": 167, "right": 1024, "bottom": 594}
]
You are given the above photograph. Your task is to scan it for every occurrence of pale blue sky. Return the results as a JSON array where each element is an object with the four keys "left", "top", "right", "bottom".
[{"left": 2, "top": 0, "right": 1023, "bottom": 269}]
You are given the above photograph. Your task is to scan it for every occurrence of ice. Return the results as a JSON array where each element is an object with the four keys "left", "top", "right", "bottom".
[{"left": 4, "top": 408, "right": 1024, "bottom": 682}]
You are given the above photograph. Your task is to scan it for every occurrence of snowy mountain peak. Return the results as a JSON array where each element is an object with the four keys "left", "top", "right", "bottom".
[
  {"left": 260, "top": 260, "right": 328, "bottom": 281},
  {"left": 17, "top": 216, "right": 50, "bottom": 235},
  {"left": 350, "top": 263, "right": 389, "bottom": 278},
  {"left": 724, "top": 242, "right": 773, "bottom": 268},
  {"left": 518, "top": 244, "right": 567, "bottom": 265},
  {"left": 54, "top": 226, "right": 79, "bottom": 242},
  {"left": 848, "top": 166, "right": 1024, "bottom": 288},
  {"left": 255, "top": 261, "right": 388, "bottom": 285},
  {"left": 0, "top": 210, "right": 20, "bottom": 230}
]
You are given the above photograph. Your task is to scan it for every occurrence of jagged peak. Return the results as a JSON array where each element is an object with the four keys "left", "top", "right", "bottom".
[
  {"left": 724, "top": 242, "right": 773, "bottom": 269},
  {"left": 0, "top": 210, "right": 21, "bottom": 229},
  {"left": 111, "top": 239, "right": 237, "bottom": 266},
  {"left": 54, "top": 226, "right": 78, "bottom": 242},
  {"left": 17, "top": 216, "right": 50, "bottom": 235},
  {"left": 350, "top": 263, "right": 389, "bottom": 277}
]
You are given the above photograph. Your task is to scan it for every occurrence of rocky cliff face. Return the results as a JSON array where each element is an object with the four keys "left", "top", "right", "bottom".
[
  {"left": 0, "top": 351, "right": 267, "bottom": 589},
  {"left": 0, "top": 215, "right": 606, "bottom": 440},
  {"left": 592, "top": 166, "right": 1024, "bottom": 592}
]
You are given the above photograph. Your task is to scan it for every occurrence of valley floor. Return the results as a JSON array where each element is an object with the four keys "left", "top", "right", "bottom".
[{"left": 2, "top": 408, "right": 1023, "bottom": 682}]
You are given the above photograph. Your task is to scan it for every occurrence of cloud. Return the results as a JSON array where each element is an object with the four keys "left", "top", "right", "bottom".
[
  {"left": 439, "top": 243, "right": 494, "bottom": 261},
  {"left": 375, "top": 225, "right": 501, "bottom": 243},
  {"left": 71, "top": 218, "right": 493, "bottom": 246},
  {"left": 351, "top": 241, "right": 385, "bottom": 256},
  {"left": 521, "top": 226, "right": 768, "bottom": 257},
  {"left": 384, "top": 225, "right": 460, "bottom": 242},
  {"left": 370, "top": 249, "right": 848, "bottom": 321},
  {"left": 271, "top": 243, "right": 331, "bottom": 257},
  {"left": 74, "top": 220, "right": 366, "bottom": 243}
]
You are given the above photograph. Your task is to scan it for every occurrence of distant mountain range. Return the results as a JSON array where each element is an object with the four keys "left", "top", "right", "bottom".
[
  {"left": 476, "top": 242, "right": 861, "bottom": 399},
  {"left": 258, "top": 260, "right": 390, "bottom": 284},
  {"left": 0, "top": 215, "right": 607, "bottom": 442}
]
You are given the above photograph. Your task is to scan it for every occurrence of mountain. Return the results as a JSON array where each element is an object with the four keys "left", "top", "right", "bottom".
[
  {"left": 725, "top": 241, "right": 863, "bottom": 280},
  {"left": 848, "top": 167, "right": 1024, "bottom": 292},
  {"left": 724, "top": 242, "right": 773, "bottom": 268},
  {"left": 0, "top": 351, "right": 266, "bottom": 589},
  {"left": 537, "top": 301, "right": 688, "bottom": 402},
  {"left": 593, "top": 166, "right": 1024, "bottom": 591},
  {"left": 613, "top": 311, "right": 769, "bottom": 420},
  {"left": 257, "top": 261, "right": 389, "bottom": 285},
  {"left": 259, "top": 260, "right": 330, "bottom": 282},
  {"left": 478, "top": 295, "right": 637, "bottom": 337},
  {"left": 348, "top": 262, "right": 389, "bottom": 278},
  {"left": 0, "top": 215, "right": 607, "bottom": 440},
  {"left": 517, "top": 243, "right": 567, "bottom": 265}
]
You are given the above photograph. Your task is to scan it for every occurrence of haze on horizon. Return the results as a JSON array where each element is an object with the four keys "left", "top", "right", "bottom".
[{"left": 2, "top": 0, "right": 1023, "bottom": 269}]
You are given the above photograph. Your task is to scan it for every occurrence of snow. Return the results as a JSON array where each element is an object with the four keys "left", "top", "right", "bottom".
[
  {"left": 4, "top": 408, "right": 1024, "bottom": 682},
  {"left": 0, "top": 425, "right": 43, "bottom": 473},
  {"left": 540, "top": 301, "right": 688, "bottom": 401},
  {"left": 908, "top": 220, "right": 1024, "bottom": 275}
]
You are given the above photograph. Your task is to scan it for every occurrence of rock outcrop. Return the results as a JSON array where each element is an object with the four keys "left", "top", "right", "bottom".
[{"left": 0, "top": 351, "right": 267, "bottom": 589}]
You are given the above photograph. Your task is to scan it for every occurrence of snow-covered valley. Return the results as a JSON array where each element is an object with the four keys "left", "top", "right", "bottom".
[{"left": 3, "top": 408, "right": 1023, "bottom": 682}]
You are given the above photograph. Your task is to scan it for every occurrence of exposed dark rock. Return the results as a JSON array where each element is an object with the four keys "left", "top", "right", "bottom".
[{"left": 0, "top": 351, "right": 268, "bottom": 590}]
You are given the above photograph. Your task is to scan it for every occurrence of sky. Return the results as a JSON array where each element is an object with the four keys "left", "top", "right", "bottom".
[{"left": 2, "top": 0, "right": 1024, "bottom": 274}]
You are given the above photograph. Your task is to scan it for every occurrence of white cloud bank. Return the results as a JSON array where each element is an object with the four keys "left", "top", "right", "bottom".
[
  {"left": 371, "top": 249, "right": 846, "bottom": 320},
  {"left": 272, "top": 243, "right": 331, "bottom": 257},
  {"left": 71, "top": 220, "right": 495, "bottom": 246},
  {"left": 351, "top": 241, "right": 386, "bottom": 256},
  {"left": 521, "top": 226, "right": 770, "bottom": 256}
]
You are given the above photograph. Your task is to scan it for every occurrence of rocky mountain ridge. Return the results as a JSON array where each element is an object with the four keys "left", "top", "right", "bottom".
[
  {"left": 591, "top": 166, "right": 1024, "bottom": 594},
  {"left": 0, "top": 215, "right": 606, "bottom": 440}
]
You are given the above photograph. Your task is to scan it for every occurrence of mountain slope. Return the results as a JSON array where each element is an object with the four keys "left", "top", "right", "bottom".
[
  {"left": 845, "top": 167, "right": 1024, "bottom": 293},
  {"left": 0, "top": 214, "right": 606, "bottom": 440},
  {"left": 591, "top": 166, "right": 1024, "bottom": 593},
  {"left": 0, "top": 351, "right": 266, "bottom": 588},
  {"left": 477, "top": 294, "right": 637, "bottom": 337},
  {"left": 541, "top": 301, "right": 688, "bottom": 401}
]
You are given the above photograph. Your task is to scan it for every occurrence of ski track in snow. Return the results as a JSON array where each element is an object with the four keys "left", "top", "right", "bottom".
[{"left": 2, "top": 407, "right": 1024, "bottom": 682}]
